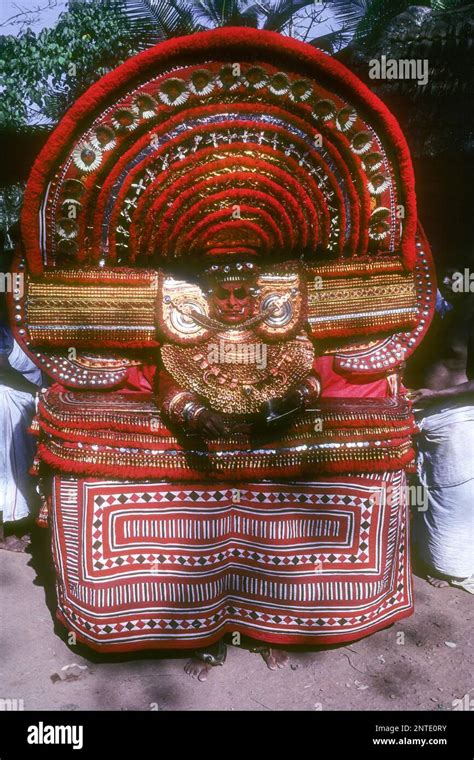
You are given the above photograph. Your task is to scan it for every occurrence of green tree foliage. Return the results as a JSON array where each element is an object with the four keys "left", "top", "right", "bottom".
[
  {"left": 1, "top": 0, "right": 466, "bottom": 130},
  {"left": 0, "top": 0, "right": 153, "bottom": 129},
  {"left": 0, "top": 0, "right": 324, "bottom": 129},
  {"left": 190, "top": 0, "right": 259, "bottom": 27},
  {"left": 430, "top": 0, "right": 468, "bottom": 8},
  {"left": 123, "top": 0, "right": 321, "bottom": 34},
  {"left": 120, "top": 0, "right": 201, "bottom": 38},
  {"left": 329, "top": 0, "right": 467, "bottom": 46},
  {"left": 184, "top": 0, "right": 319, "bottom": 29}
]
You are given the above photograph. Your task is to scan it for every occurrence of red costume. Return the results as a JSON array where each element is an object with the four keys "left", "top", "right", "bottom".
[{"left": 11, "top": 29, "right": 435, "bottom": 651}]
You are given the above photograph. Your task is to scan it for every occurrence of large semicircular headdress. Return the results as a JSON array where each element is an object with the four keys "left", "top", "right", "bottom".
[
  {"left": 14, "top": 28, "right": 435, "bottom": 386},
  {"left": 22, "top": 27, "right": 417, "bottom": 271}
]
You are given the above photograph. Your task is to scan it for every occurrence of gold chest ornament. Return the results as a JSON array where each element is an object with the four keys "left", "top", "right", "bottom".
[
  {"left": 161, "top": 330, "right": 315, "bottom": 415},
  {"left": 157, "top": 266, "right": 313, "bottom": 415}
]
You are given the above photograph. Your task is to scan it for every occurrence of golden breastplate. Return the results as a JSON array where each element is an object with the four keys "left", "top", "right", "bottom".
[{"left": 161, "top": 330, "right": 315, "bottom": 415}]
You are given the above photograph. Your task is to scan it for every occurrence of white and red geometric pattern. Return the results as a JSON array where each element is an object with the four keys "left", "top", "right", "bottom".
[{"left": 51, "top": 473, "right": 412, "bottom": 651}]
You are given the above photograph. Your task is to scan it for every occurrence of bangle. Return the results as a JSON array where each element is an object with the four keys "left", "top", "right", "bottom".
[
  {"left": 162, "top": 390, "right": 198, "bottom": 424},
  {"left": 185, "top": 403, "right": 207, "bottom": 428},
  {"left": 183, "top": 401, "right": 206, "bottom": 423},
  {"left": 299, "top": 376, "right": 321, "bottom": 407}
]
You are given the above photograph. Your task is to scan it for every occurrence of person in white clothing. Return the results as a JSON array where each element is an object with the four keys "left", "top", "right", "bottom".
[
  {"left": 0, "top": 316, "right": 42, "bottom": 551},
  {"left": 406, "top": 265, "right": 474, "bottom": 593}
]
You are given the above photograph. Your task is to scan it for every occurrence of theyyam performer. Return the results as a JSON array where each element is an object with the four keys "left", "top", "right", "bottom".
[{"left": 11, "top": 28, "right": 435, "bottom": 679}]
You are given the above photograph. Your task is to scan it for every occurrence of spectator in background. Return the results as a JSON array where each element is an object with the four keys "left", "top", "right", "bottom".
[
  {"left": 406, "top": 263, "right": 474, "bottom": 593},
  {"left": 0, "top": 299, "right": 42, "bottom": 551}
]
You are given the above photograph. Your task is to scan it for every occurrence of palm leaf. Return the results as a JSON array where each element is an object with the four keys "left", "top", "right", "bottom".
[
  {"left": 355, "top": 0, "right": 414, "bottom": 43},
  {"left": 309, "top": 29, "right": 346, "bottom": 53},
  {"left": 120, "top": 0, "right": 202, "bottom": 41},
  {"left": 430, "top": 0, "right": 467, "bottom": 9},
  {"left": 191, "top": 0, "right": 259, "bottom": 27},
  {"left": 327, "top": 0, "right": 370, "bottom": 40},
  {"left": 328, "top": 0, "right": 416, "bottom": 45},
  {"left": 259, "top": 0, "right": 320, "bottom": 31}
]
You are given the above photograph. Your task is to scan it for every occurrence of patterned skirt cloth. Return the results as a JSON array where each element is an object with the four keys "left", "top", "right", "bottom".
[{"left": 50, "top": 472, "right": 412, "bottom": 651}]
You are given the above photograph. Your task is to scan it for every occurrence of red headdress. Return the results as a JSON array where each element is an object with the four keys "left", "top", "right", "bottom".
[
  {"left": 21, "top": 27, "right": 417, "bottom": 275},
  {"left": 13, "top": 28, "right": 434, "bottom": 381}
]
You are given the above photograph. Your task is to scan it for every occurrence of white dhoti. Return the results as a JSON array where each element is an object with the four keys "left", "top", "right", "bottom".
[
  {"left": 0, "top": 340, "right": 42, "bottom": 523},
  {"left": 415, "top": 401, "right": 474, "bottom": 581}
]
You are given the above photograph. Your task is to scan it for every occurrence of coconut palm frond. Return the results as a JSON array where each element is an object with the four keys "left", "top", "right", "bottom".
[
  {"left": 259, "top": 0, "right": 320, "bottom": 32},
  {"left": 355, "top": 0, "right": 413, "bottom": 43},
  {"left": 120, "top": 0, "right": 201, "bottom": 42},
  {"left": 309, "top": 29, "right": 346, "bottom": 53},
  {"left": 329, "top": 0, "right": 425, "bottom": 45},
  {"left": 327, "top": 0, "right": 370, "bottom": 39},
  {"left": 430, "top": 0, "right": 467, "bottom": 9},
  {"left": 191, "top": 0, "right": 259, "bottom": 27}
]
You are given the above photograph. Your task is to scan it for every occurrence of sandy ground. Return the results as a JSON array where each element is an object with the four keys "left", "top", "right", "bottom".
[{"left": 1, "top": 533, "right": 473, "bottom": 712}]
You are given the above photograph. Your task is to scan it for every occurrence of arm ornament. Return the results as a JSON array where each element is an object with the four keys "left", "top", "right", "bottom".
[{"left": 162, "top": 389, "right": 206, "bottom": 427}]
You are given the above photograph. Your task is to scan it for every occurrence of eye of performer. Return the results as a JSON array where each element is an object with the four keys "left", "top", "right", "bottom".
[{"left": 215, "top": 286, "right": 228, "bottom": 300}]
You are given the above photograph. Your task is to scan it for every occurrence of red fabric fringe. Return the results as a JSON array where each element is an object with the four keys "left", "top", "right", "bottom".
[{"left": 38, "top": 442, "right": 415, "bottom": 481}]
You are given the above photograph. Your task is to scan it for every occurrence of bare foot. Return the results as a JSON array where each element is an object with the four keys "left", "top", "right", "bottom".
[
  {"left": 184, "top": 656, "right": 213, "bottom": 682},
  {"left": 255, "top": 646, "right": 290, "bottom": 670},
  {"left": 426, "top": 574, "right": 450, "bottom": 588},
  {"left": 184, "top": 641, "right": 226, "bottom": 681},
  {"left": 0, "top": 534, "right": 30, "bottom": 553}
]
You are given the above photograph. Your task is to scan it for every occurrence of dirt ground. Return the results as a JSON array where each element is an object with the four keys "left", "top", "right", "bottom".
[{"left": 1, "top": 532, "right": 472, "bottom": 712}]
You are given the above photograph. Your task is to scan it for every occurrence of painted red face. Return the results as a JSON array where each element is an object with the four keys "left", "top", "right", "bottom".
[{"left": 210, "top": 281, "right": 254, "bottom": 324}]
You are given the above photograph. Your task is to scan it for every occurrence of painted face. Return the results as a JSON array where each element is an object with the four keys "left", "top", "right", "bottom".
[{"left": 210, "top": 281, "right": 254, "bottom": 324}]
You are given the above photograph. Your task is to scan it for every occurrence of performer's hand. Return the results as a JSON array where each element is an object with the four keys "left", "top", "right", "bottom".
[
  {"left": 194, "top": 409, "right": 230, "bottom": 438},
  {"left": 260, "top": 376, "right": 320, "bottom": 427},
  {"left": 262, "top": 392, "right": 301, "bottom": 425},
  {"left": 406, "top": 388, "right": 439, "bottom": 405}
]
